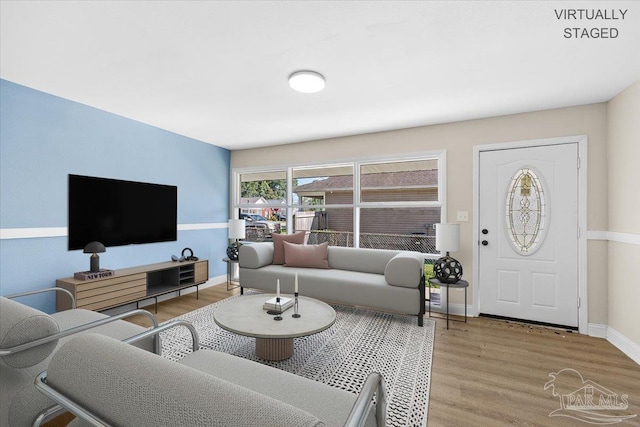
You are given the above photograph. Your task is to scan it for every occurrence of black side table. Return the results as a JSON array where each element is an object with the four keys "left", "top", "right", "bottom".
[
  {"left": 428, "top": 278, "right": 469, "bottom": 329},
  {"left": 222, "top": 257, "right": 240, "bottom": 291}
]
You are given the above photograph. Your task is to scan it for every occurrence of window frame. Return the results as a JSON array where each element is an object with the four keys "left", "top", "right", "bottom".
[{"left": 232, "top": 150, "right": 447, "bottom": 256}]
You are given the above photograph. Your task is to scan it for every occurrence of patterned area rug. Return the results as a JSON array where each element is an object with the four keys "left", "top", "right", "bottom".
[{"left": 160, "top": 294, "right": 434, "bottom": 427}]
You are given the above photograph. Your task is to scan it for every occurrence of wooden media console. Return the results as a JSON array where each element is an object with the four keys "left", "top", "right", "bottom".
[{"left": 56, "top": 259, "right": 209, "bottom": 312}]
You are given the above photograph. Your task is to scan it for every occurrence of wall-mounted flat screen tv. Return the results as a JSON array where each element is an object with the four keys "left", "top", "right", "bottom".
[{"left": 68, "top": 174, "right": 177, "bottom": 250}]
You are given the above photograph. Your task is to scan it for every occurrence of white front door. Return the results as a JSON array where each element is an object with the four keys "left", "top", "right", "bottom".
[{"left": 478, "top": 143, "right": 579, "bottom": 327}]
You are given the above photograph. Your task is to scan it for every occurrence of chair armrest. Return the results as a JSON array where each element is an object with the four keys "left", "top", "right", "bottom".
[
  {"left": 32, "top": 404, "right": 67, "bottom": 427},
  {"left": 6, "top": 287, "right": 76, "bottom": 309},
  {"left": 124, "top": 319, "right": 200, "bottom": 352},
  {"left": 32, "top": 320, "right": 197, "bottom": 427},
  {"left": 35, "top": 371, "right": 110, "bottom": 427},
  {"left": 344, "top": 372, "right": 387, "bottom": 427},
  {"left": 0, "top": 309, "right": 159, "bottom": 357}
]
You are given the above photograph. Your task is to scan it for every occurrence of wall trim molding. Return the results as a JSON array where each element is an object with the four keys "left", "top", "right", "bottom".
[
  {"left": 587, "top": 230, "right": 640, "bottom": 245},
  {"left": 585, "top": 323, "right": 640, "bottom": 365},
  {"left": 0, "top": 227, "right": 67, "bottom": 239},
  {"left": 607, "top": 326, "right": 640, "bottom": 366},
  {"left": 587, "top": 323, "right": 608, "bottom": 338},
  {"left": 428, "top": 302, "right": 474, "bottom": 318},
  {"left": 177, "top": 223, "right": 228, "bottom": 231},
  {"left": 0, "top": 223, "right": 228, "bottom": 240}
]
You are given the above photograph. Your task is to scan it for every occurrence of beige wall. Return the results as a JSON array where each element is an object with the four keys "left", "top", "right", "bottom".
[
  {"left": 232, "top": 103, "right": 609, "bottom": 324},
  {"left": 606, "top": 81, "right": 640, "bottom": 347}
]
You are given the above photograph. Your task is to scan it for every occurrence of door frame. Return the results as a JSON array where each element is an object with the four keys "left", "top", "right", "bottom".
[{"left": 472, "top": 135, "right": 588, "bottom": 334}]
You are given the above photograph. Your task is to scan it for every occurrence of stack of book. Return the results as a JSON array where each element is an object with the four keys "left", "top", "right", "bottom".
[{"left": 263, "top": 296, "right": 293, "bottom": 312}]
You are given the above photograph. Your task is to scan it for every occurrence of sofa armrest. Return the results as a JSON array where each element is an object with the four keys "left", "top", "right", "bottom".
[
  {"left": 384, "top": 252, "right": 424, "bottom": 288},
  {"left": 239, "top": 242, "right": 274, "bottom": 268}
]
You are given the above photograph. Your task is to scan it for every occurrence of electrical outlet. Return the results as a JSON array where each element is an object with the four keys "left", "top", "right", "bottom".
[{"left": 457, "top": 211, "right": 469, "bottom": 222}]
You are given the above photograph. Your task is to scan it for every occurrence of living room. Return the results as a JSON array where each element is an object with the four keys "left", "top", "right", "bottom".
[{"left": 1, "top": 2, "right": 639, "bottom": 426}]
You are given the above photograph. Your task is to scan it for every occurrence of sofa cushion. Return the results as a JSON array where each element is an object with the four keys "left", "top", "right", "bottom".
[
  {"left": 272, "top": 232, "right": 306, "bottom": 265},
  {"left": 327, "top": 246, "right": 400, "bottom": 274},
  {"left": 384, "top": 252, "right": 424, "bottom": 288},
  {"left": 0, "top": 297, "right": 59, "bottom": 368},
  {"left": 47, "top": 334, "right": 323, "bottom": 427},
  {"left": 284, "top": 241, "right": 330, "bottom": 269}
]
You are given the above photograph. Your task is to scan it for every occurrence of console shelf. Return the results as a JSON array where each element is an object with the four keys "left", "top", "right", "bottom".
[{"left": 56, "top": 259, "right": 209, "bottom": 312}]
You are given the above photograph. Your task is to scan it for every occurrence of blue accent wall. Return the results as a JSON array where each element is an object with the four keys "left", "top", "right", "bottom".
[{"left": 0, "top": 79, "right": 230, "bottom": 312}]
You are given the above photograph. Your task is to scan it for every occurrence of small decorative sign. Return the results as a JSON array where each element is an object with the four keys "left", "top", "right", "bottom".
[{"left": 74, "top": 269, "right": 115, "bottom": 280}]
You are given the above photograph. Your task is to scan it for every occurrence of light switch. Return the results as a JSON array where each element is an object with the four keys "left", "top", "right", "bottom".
[{"left": 457, "top": 211, "right": 469, "bottom": 222}]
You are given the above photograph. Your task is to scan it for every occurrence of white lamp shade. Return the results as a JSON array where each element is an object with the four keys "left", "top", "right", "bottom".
[
  {"left": 435, "top": 223, "right": 460, "bottom": 253},
  {"left": 228, "top": 219, "right": 246, "bottom": 240}
]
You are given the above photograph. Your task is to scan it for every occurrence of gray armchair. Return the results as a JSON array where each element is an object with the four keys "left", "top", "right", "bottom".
[
  {"left": 0, "top": 288, "right": 159, "bottom": 426},
  {"left": 34, "top": 325, "right": 386, "bottom": 427}
]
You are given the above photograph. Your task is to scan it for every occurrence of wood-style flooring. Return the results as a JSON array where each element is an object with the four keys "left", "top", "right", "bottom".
[{"left": 50, "top": 283, "right": 640, "bottom": 426}]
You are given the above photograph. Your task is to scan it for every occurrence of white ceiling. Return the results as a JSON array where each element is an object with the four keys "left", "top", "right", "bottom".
[{"left": 2, "top": 1, "right": 639, "bottom": 150}]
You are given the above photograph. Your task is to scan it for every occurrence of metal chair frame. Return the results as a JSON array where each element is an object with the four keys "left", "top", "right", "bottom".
[
  {"left": 1, "top": 287, "right": 160, "bottom": 426},
  {"left": 33, "top": 320, "right": 199, "bottom": 427},
  {"left": 34, "top": 321, "right": 385, "bottom": 427}
]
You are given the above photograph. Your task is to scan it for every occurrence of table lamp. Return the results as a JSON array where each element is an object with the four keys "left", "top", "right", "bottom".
[
  {"left": 83, "top": 241, "right": 106, "bottom": 273},
  {"left": 434, "top": 223, "right": 463, "bottom": 283},
  {"left": 227, "top": 219, "right": 246, "bottom": 260}
]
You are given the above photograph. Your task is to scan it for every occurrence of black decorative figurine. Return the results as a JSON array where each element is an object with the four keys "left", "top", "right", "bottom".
[
  {"left": 292, "top": 292, "right": 301, "bottom": 318},
  {"left": 433, "top": 255, "right": 463, "bottom": 284},
  {"left": 274, "top": 297, "right": 283, "bottom": 321}
]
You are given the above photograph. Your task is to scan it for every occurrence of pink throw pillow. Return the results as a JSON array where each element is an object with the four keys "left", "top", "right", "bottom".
[
  {"left": 272, "top": 231, "right": 306, "bottom": 265},
  {"left": 283, "top": 241, "right": 330, "bottom": 269}
]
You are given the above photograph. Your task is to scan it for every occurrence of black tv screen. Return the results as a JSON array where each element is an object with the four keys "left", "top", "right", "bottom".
[{"left": 68, "top": 175, "right": 177, "bottom": 250}]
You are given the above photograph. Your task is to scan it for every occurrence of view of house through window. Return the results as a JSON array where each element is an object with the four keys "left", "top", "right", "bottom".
[
  {"left": 234, "top": 155, "right": 443, "bottom": 258},
  {"left": 235, "top": 155, "right": 444, "bottom": 304}
]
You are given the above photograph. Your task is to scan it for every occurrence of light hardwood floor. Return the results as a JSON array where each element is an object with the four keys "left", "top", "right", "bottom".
[{"left": 51, "top": 283, "right": 640, "bottom": 426}]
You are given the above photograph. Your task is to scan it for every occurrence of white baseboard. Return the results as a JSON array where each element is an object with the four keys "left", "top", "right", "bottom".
[
  {"left": 428, "top": 303, "right": 474, "bottom": 318},
  {"left": 607, "top": 327, "right": 640, "bottom": 366},
  {"left": 588, "top": 323, "right": 608, "bottom": 338},
  {"left": 585, "top": 323, "right": 640, "bottom": 365}
]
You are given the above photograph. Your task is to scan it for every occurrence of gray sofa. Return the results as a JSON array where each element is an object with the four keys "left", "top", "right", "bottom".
[
  {"left": 239, "top": 243, "right": 426, "bottom": 325},
  {"left": 0, "top": 289, "right": 157, "bottom": 427},
  {"left": 35, "top": 332, "right": 385, "bottom": 427}
]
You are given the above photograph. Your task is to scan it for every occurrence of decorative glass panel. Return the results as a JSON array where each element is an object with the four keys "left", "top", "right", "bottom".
[{"left": 505, "top": 168, "right": 546, "bottom": 255}]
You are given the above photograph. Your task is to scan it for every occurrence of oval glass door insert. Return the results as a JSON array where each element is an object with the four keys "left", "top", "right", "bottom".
[{"left": 505, "top": 167, "right": 546, "bottom": 255}]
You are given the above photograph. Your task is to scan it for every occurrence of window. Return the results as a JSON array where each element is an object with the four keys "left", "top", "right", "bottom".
[
  {"left": 237, "top": 170, "right": 287, "bottom": 222},
  {"left": 293, "top": 165, "right": 354, "bottom": 207},
  {"left": 505, "top": 167, "right": 547, "bottom": 255},
  {"left": 233, "top": 152, "right": 445, "bottom": 256},
  {"left": 358, "top": 159, "right": 441, "bottom": 253},
  {"left": 360, "top": 159, "right": 439, "bottom": 202}
]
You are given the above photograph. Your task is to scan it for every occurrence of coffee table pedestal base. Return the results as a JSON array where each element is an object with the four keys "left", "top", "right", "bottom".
[{"left": 255, "top": 337, "right": 294, "bottom": 361}]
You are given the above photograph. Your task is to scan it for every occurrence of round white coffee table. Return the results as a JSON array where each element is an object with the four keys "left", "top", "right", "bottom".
[{"left": 213, "top": 294, "right": 336, "bottom": 361}]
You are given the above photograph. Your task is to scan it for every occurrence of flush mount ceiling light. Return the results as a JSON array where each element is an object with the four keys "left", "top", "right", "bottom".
[{"left": 288, "top": 70, "right": 325, "bottom": 93}]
